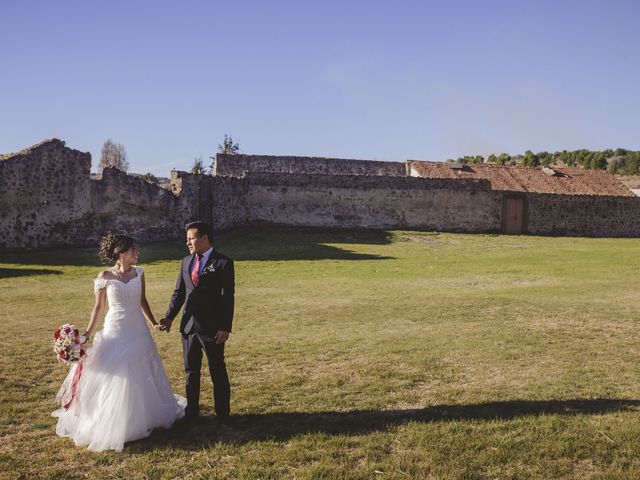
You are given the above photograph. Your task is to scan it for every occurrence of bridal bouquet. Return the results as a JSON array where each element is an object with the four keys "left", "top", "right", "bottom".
[{"left": 53, "top": 324, "right": 87, "bottom": 365}]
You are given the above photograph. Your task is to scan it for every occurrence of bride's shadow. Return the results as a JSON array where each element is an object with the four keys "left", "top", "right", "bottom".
[{"left": 129, "top": 398, "right": 640, "bottom": 452}]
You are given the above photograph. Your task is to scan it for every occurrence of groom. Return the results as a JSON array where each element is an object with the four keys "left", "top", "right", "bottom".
[{"left": 160, "top": 221, "right": 235, "bottom": 421}]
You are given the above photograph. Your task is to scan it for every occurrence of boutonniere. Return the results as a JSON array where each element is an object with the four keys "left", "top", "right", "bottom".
[{"left": 201, "top": 264, "right": 217, "bottom": 276}]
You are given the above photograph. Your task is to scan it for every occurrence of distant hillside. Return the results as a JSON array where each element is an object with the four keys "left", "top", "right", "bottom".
[{"left": 451, "top": 149, "right": 640, "bottom": 175}]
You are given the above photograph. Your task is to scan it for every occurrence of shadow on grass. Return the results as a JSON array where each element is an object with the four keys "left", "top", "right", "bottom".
[
  {"left": 131, "top": 398, "right": 640, "bottom": 451},
  {"left": 0, "top": 267, "right": 63, "bottom": 278},
  {"left": 0, "top": 228, "right": 395, "bottom": 266},
  {"left": 228, "top": 228, "right": 394, "bottom": 261}
]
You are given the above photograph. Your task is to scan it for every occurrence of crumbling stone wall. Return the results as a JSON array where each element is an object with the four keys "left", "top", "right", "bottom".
[
  {"left": 90, "top": 168, "right": 187, "bottom": 242},
  {"left": 0, "top": 140, "right": 93, "bottom": 249},
  {"left": 214, "top": 153, "right": 407, "bottom": 177},
  {"left": 170, "top": 170, "right": 209, "bottom": 227},
  {"left": 525, "top": 192, "right": 640, "bottom": 237},
  {"left": 2, "top": 140, "right": 640, "bottom": 252},
  {"left": 0, "top": 140, "right": 200, "bottom": 251},
  {"left": 217, "top": 173, "right": 503, "bottom": 231},
  {"left": 211, "top": 176, "right": 249, "bottom": 230}
]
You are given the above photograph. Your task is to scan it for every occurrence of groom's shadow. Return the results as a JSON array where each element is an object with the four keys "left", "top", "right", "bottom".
[{"left": 129, "top": 398, "right": 640, "bottom": 451}]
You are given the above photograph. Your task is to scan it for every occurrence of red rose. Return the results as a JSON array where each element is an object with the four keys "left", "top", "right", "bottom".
[{"left": 54, "top": 329, "right": 60, "bottom": 340}]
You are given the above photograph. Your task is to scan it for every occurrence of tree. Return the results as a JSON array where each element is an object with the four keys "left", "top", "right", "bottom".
[
  {"left": 537, "top": 151, "right": 552, "bottom": 167},
  {"left": 142, "top": 172, "right": 158, "bottom": 183},
  {"left": 594, "top": 153, "right": 608, "bottom": 170},
  {"left": 614, "top": 148, "right": 628, "bottom": 157},
  {"left": 457, "top": 155, "right": 484, "bottom": 164},
  {"left": 218, "top": 134, "right": 241, "bottom": 155},
  {"left": 619, "top": 153, "right": 640, "bottom": 175},
  {"left": 523, "top": 150, "right": 540, "bottom": 167},
  {"left": 192, "top": 156, "right": 207, "bottom": 174},
  {"left": 99, "top": 138, "right": 129, "bottom": 172},
  {"left": 553, "top": 150, "right": 569, "bottom": 165},
  {"left": 496, "top": 153, "right": 511, "bottom": 165}
]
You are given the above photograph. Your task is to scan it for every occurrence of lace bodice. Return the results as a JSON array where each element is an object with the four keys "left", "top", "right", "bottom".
[{"left": 94, "top": 266, "right": 144, "bottom": 314}]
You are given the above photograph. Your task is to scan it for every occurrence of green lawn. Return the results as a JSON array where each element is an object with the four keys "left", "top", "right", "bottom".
[{"left": 2, "top": 228, "right": 640, "bottom": 479}]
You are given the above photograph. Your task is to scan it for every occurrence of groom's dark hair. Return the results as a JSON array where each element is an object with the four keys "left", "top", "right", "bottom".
[{"left": 186, "top": 221, "right": 214, "bottom": 242}]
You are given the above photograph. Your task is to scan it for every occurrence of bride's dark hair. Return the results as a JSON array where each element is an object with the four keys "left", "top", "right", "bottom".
[{"left": 99, "top": 234, "right": 137, "bottom": 264}]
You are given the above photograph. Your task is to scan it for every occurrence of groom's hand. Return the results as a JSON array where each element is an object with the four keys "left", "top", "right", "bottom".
[
  {"left": 214, "top": 330, "right": 229, "bottom": 344},
  {"left": 159, "top": 318, "right": 172, "bottom": 333}
]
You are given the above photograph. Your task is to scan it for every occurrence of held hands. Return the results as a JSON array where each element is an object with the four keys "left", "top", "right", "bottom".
[
  {"left": 153, "top": 318, "right": 228, "bottom": 343},
  {"left": 156, "top": 318, "right": 172, "bottom": 333}
]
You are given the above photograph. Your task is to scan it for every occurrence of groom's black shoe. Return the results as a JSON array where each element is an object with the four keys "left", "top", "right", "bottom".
[
  {"left": 184, "top": 405, "right": 200, "bottom": 418},
  {"left": 174, "top": 414, "right": 198, "bottom": 430}
]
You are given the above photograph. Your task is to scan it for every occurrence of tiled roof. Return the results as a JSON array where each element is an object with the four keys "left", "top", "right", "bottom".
[{"left": 407, "top": 161, "right": 634, "bottom": 196}]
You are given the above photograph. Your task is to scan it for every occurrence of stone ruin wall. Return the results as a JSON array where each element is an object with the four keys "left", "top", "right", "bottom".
[
  {"left": 2, "top": 140, "right": 640, "bottom": 252},
  {"left": 525, "top": 193, "right": 640, "bottom": 237},
  {"left": 209, "top": 157, "right": 640, "bottom": 236},
  {"left": 210, "top": 176, "right": 249, "bottom": 230},
  {"left": 0, "top": 140, "right": 94, "bottom": 250},
  {"left": 236, "top": 173, "right": 503, "bottom": 231},
  {"left": 90, "top": 167, "right": 189, "bottom": 243},
  {"left": 0, "top": 140, "right": 200, "bottom": 250},
  {"left": 211, "top": 154, "right": 503, "bottom": 232},
  {"left": 214, "top": 153, "right": 407, "bottom": 177}
]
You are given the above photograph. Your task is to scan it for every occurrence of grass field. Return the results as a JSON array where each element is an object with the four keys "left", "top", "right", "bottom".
[{"left": 2, "top": 228, "right": 640, "bottom": 479}]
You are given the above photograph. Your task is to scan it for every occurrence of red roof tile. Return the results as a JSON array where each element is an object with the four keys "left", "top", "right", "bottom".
[{"left": 407, "top": 161, "right": 634, "bottom": 196}]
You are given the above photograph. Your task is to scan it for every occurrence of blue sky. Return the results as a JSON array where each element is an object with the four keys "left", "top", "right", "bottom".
[{"left": 1, "top": 0, "right": 638, "bottom": 175}]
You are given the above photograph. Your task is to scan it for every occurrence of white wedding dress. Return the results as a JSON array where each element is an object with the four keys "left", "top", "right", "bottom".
[{"left": 52, "top": 266, "right": 185, "bottom": 452}]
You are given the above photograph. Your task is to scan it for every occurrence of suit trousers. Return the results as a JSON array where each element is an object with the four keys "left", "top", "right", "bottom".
[{"left": 181, "top": 332, "right": 231, "bottom": 418}]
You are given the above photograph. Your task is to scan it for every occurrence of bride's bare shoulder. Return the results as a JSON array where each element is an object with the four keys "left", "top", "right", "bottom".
[{"left": 98, "top": 269, "right": 116, "bottom": 280}]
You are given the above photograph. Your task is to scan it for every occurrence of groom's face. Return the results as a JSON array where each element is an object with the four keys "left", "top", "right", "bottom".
[{"left": 186, "top": 228, "right": 210, "bottom": 255}]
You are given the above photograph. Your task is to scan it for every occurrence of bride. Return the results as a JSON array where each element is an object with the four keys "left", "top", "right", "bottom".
[{"left": 52, "top": 234, "right": 185, "bottom": 452}]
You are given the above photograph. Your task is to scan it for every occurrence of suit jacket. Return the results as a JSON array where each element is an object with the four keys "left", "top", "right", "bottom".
[{"left": 165, "top": 250, "right": 235, "bottom": 336}]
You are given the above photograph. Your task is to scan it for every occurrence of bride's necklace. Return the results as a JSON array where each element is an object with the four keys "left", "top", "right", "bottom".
[{"left": 112, "top": 264, "right": 133, "bottom": 281}]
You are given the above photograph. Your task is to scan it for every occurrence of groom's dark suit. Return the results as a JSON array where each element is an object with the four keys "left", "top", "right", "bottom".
[{"left": 165, "top": 249, "right": 235, "bottom": 418}]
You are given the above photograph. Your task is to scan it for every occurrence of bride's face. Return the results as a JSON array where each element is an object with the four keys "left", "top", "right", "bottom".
[{"left": 119, "top": 246, "right": 139, "bottom": 265}]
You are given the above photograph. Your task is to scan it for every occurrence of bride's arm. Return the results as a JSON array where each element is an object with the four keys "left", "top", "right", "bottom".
[
  {"left": 83, "top": 281, "right": 107, "bottom": 341},
  {"left": 140, "top": 273, "right": 160, "bottom": 329}
]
